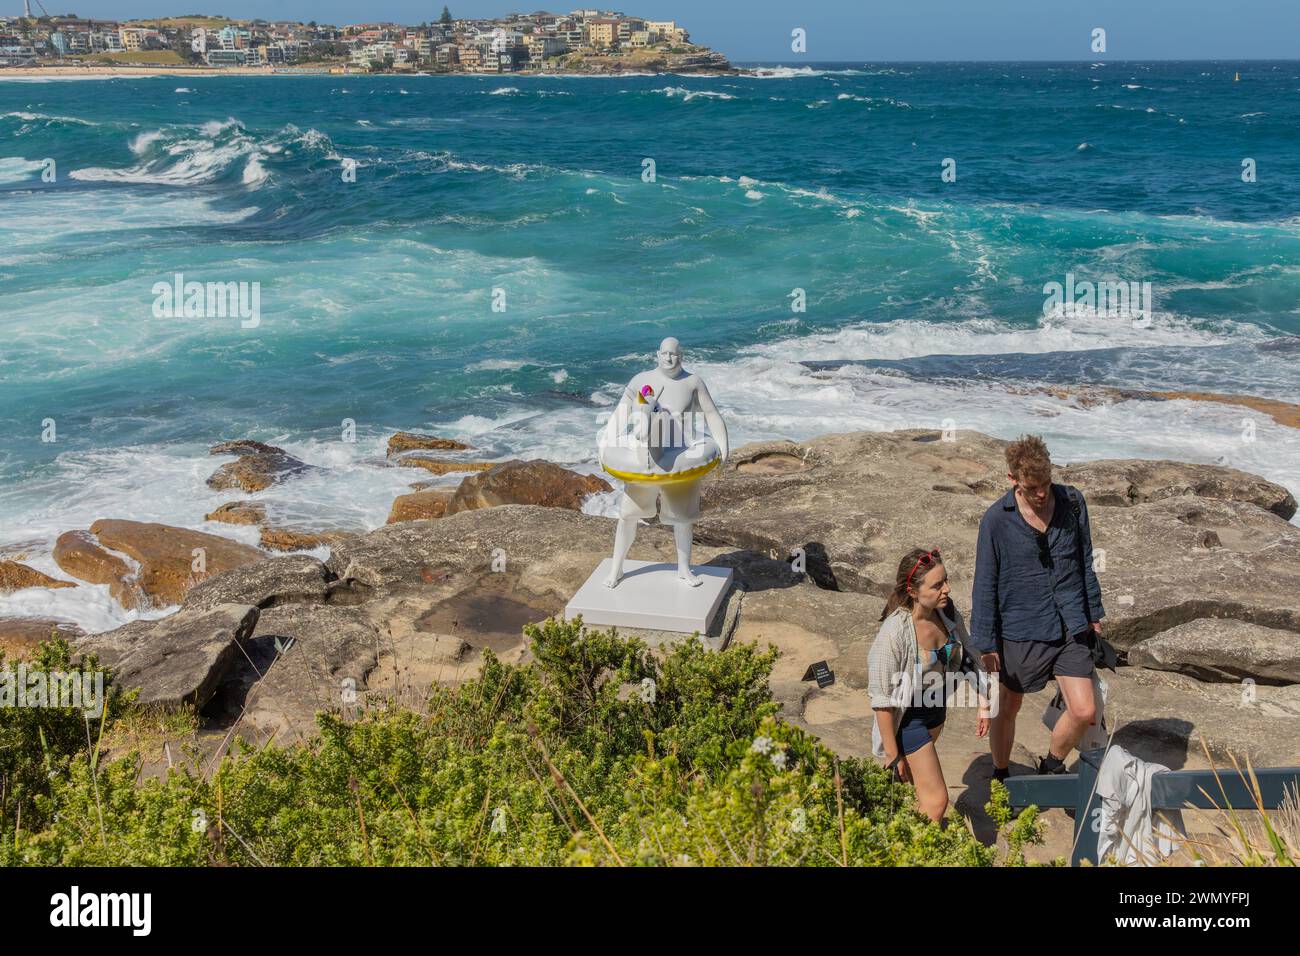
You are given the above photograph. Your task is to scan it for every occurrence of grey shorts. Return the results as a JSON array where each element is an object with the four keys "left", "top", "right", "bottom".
[{"left": 998, "top": 629, "right": 1094, "bottom": 694}]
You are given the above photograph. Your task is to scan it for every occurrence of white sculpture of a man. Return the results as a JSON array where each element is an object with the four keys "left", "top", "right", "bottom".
[{"left": 601, "top": 337, "right": 729, "bottom": 589}]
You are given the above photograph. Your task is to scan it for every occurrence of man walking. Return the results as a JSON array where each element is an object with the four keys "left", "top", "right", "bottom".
[{"left": 970, "top": 435, "right": 1106, "bottom": 778}]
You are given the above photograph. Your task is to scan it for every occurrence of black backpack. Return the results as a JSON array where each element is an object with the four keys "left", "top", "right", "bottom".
[{"left": 1062, "top": 485, "right": 1118, "bottom": 671}]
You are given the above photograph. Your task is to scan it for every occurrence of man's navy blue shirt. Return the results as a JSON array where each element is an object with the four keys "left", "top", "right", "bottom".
[{"left": 969, "top": 484, "right": 1105, "bottom": 654}]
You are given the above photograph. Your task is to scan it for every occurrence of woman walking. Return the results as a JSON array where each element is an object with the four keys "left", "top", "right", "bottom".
[{"left": 868, "top": 547, "right": 991, "bottom": 822}]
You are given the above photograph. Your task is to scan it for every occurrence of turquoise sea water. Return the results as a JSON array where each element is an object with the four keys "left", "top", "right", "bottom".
[{"left": 2, "top": 62, "right": 1298, "bottom": 630}]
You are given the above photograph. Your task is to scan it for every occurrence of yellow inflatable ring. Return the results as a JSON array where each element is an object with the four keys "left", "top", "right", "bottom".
[{"left": 601, "top": 455, "right": 721, "bottom": 485}]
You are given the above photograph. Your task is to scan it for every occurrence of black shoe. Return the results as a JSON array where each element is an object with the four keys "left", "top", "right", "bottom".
[
  {"left": 992, "top": 766, "right": 1010, "bottom": 783},
  {"left": 1036, "top": 754, "right": 1068, "bottom": 775}
]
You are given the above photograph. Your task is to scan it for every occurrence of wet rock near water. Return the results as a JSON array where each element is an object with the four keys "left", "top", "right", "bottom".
[
  {"left": 387, "top": 490, "right": 454, "bottom": 524},
  {"left": 386, "top": 431, "right": 470, "bottom": 456},
  {"left": 207, "top": 440, "right": 315, "bottom": 493},
  {"left": 204, "top": 500, "right": 352, "bottom": 554},
  {"left": 396, "top": 456, "right": 495, "bottom": 477},
  {"left": 258, "top": 527, "right": 353, "bottom": 553},
  {"left": 90, "top": 519, "right": 266, "bottom": 608},
  {"left": 205, "top": 501, "right": 268, "bottom": 526},
  {"left": 0, "top": 560, "right": 75, "bottom": 592},
  {"left": 53, "top": 529, "right": 148, "bottom": 610}
]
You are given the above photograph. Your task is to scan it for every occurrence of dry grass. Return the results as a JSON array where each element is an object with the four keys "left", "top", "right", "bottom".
[{"left": 1174, "top": 742, "right": 1298, "bottom": 866}]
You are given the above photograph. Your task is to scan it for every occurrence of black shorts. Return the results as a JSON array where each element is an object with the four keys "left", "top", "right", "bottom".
[{"left": 998, "top": 629, "right": 1094, "bottom": 694}]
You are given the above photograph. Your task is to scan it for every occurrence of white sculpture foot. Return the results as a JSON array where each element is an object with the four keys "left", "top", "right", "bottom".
[
  {"left": 604, "top": 569, "right": 623, "bottom": 589},
  {"left": 678, "top": 568, "right": 703, "bottom": 587}
]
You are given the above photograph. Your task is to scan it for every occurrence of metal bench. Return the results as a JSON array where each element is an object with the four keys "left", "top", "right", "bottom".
[{"left": 1004, "top": 747, "right": 1300, "bottom": 865}]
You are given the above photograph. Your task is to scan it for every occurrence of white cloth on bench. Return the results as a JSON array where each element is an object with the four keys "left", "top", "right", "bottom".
[{"left": 1096, "top": 744, "right": 1184, "bottom": 866}]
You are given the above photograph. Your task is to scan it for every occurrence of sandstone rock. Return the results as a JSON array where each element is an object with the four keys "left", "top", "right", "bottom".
[
  {"left": 698, "top": 432, "right": 1006, "bottom": 594},
  {"left": 53, "top": 530, "right": 148, "bottom": 610},
  {"left": 258, "top": 527, "right": 351, "bottom": 553},
  {"left": 88, "top": 519, "right": 266, "bottom": 607},
  {"left": 205, "top": 501, "right": 268, "bottom": 526},
  {"left": 387, "top": 431, "right": 470, "bottom": 456},
  {"left": 1082, "top": 496, "right": 1300, "bottom": 650},
  {"left": 54, "top": 529, "right": 131, "bottom": 585},
  {"left": 68, "top": 430, "right": 1300, "bottom": 778},
  {"left": 397, "top": 456, "right": 495, "bottom": 477},
  {"left": 1104, "top": 665, "right": 1300, "bottom": 767},
  {"left": 1128, "top": 619, "right": 1300, "bottom": 685},
  {"left": 445, "top": 460, "right": 611, "bottom": 515},
  {"left": 386, "top": 490, "right": 453, "bottom": 524},
  {"left": 0, "top": 618, "right": 85, "bottom": 660},
  {"left": 204, "top": 604, "right": 379, "bottom": 743},
  {"left": 207, "top": 440, "right": 313, "bottom": 493},
  {"left": 1147, "top": 390, "right": 1300, "bottom": 432},
  {"left": 1058, "top": 459, "right": 1297, "bottom": 521},
  {"left": 183, "top": 554, "right": 335, "bottom": 612},
  {"left": 327, "top": 505, "right": 622, "bottom": 595},
  {"left": 0, "top": 560, "right": 75, "bottom": 592},
  {"left": 697, "top": 432, "right": 1300, "bottom": 651},
  {"left": 78, "top": 604, "right": 258, "bottom": 711}
]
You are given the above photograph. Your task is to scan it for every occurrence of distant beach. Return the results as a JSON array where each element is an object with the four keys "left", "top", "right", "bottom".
[{"left": 1, "top": 64, "right": 286, "bottom": 77}]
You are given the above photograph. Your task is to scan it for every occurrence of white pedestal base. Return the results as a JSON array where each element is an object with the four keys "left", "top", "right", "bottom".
[{"left": 564, "top": 559, "right": 734, "bottom": 635}]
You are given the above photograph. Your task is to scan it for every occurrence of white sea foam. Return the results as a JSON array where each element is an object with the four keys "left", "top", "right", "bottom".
[
  {"left": 0, "top": 189, "right": 256, "bottom": 248},
  {"left": 1, "top": 110, "right": 95, "bottom": 125},
  {"left": 241, "top": 152, "right": 269, "bottom": 187},
  {"left": 3, "top": 316, "right": 1296, "bottom": 633},
  {"left": 652, "top": 86, "right": 735, "bottom": 101},
  {"left": 70, "top": 121, "right": 332, "bottom": 187},
  {"left": 467, "top": 358, "right": 532, "bottom": 372},
  {"left": 0, "top": 156, "right": 44, "bottom": 183},
  {"left": 745, "top": 310, "right": 1259, "bottom": 364}
]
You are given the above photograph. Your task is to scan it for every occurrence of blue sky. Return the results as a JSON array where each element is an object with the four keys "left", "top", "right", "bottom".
[{"left": 28, "top": 1, "right": 1300, "bottom": 61}]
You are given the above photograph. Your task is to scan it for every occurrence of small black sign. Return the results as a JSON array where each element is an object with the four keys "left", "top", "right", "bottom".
[{"left": 801, "top": 660, "right": 835, "bottom": 688}]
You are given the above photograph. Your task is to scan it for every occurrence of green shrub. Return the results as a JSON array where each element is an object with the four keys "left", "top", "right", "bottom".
[
  {"left": 0, "top": 638, "right": 128, "bottom": 848},
  {"left": 2, "top": 619, "right": 1030, "bottom": 866}
]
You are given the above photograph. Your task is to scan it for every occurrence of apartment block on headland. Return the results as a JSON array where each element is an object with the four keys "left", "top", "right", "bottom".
[{"left": 0, "top": 8, "right": 726, "bottom": 73}]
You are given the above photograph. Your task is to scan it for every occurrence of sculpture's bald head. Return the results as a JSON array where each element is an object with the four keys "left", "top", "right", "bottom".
[{"left": 656, "top": 337, "right": 682, "bottom": 374}]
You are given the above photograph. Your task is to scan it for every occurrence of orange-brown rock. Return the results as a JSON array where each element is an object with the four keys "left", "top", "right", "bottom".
[
  {"left": 205, "top": 501, "right": 268, "bottom": 526},
  {"left": 85, "top": 519, "right": 266, "bottom": 607},
  {"left": 258, "top": 528, "right": 352, "bottom": 553},
  {"left": 1147, "top": 390, "right": 1300, "bottom": 431},
  {"left": 397, "top": 456, "right": 495, "bottom": 477},
  {"left": 445, "top": 460, "right": 611, "bottom": 515},
  {"left": 53, "top": 530, "right": 148, "bottom": 609},
  {"left": 0, "top": 618, "right": 85, "bottom": 660},
  {"left": 387, "top": 490, "right": 454, "bottom": 524},
  {"left": 0, "top": 560, "right": 75, "bottom": 592},
  {"left": 387, "top": 431, "right": 470, "bottom": 456}
]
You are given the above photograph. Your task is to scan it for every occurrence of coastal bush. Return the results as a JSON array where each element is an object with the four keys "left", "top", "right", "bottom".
[
  {"left": 3, "top": 620, "right": 1017, "bottom": 866},
  {"left": 0, "top": 638, "right": 128, "bottom": 849}
]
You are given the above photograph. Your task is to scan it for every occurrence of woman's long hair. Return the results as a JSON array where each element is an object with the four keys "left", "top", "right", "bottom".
[{"left": 879, "top": 547, "right": 951, "bottom": 622}]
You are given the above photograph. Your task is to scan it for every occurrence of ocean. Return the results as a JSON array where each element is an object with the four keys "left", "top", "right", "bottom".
[{"left": 2, "top": 62, "right": 1298, "bottom": 633}]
